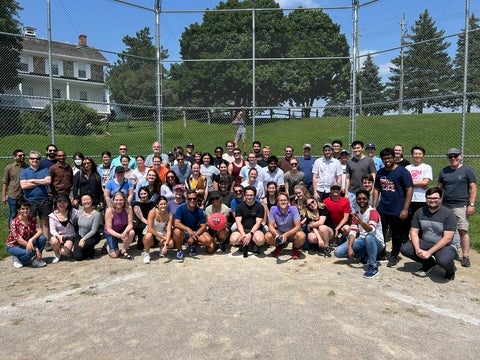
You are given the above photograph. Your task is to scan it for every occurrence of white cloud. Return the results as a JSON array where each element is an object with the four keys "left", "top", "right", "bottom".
[{"left": 276, "top": 0, "right": 321, "bottom": 8}]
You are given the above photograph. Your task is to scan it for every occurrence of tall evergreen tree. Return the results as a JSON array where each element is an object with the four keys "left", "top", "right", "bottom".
[
  {"left": 0, "top": 0, "right": 23, "bottom": 94},
  {"left": 386, "top": 10, "right": 452, "bottom": 114},
  {"left": 453, "top": 13, "right": 480, "bottom": 112},
  {"left": 358, "top": 54, "right": 385, "bottom": 115}
]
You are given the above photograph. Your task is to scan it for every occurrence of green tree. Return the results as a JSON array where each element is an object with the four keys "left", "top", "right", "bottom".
[
  {"left": 453, "top": 13, "right": 480, "bottom": 113},
  {"left": 42, "top": 101, "right": 99, "bottom": 136},
  {"left": 106, "top": 27, "right": 169, "bottom": 108},
  {"left": 171, "top": 0, "right": 288, "bottom": 108},
  {"left": 0, "top": 0, "right": 22, "bottom": 94},
  {"left": 284, "top": 8, "right": 350, "bottom": 117},
  {"left": 386, "top": 10, "right": 452, "bottom": 114},
  {"left": 358, "top": 54, "right": 385, "bottom": 115}
]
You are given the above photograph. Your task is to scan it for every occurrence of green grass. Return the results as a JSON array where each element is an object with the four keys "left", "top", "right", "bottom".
[{"left": 1, "top": 112, "right": 479, "bottom": 259}]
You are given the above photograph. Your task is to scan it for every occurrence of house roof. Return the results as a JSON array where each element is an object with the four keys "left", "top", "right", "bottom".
[{"left": 22, "top": 37, "right": 109, "bottom": 65}]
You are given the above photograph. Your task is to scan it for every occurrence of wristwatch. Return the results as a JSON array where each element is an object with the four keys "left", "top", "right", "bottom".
[{"left": 469, "top": 203, "right": 475, "bottom": 207}]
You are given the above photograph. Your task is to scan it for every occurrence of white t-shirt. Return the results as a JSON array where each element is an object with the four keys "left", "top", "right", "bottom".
[{"left": 405, "top": 163, "right": 432, "bottom": 202}]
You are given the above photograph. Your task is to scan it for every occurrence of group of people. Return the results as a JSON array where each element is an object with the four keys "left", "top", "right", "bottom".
[{"left": 2, "top": 138, "right": 477, "bottom": 281}]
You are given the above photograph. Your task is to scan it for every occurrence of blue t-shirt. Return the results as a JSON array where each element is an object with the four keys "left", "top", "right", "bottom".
[
  {"left": 174, "top": 204, "right": 206, "bottom": 231},
  {"left": 20, "top": 167, "right": 50, "bottom": 202},
  {"left": 297, "top": 155, "right": 316, "bottom": 186},
  {"left": 375, "top": 166, "right": 413, "bottom": 216},
  {"left": 105, "top": 178, "right": 133, "bottom": 199}
]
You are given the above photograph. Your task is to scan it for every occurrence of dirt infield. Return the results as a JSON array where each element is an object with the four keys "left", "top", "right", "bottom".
[{"left": 1, "top": 243, "right": 479, "bottom": 359}]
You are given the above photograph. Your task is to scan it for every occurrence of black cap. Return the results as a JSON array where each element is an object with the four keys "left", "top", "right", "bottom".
[{"left": 115, "top": 166, "right": 125, "bottom": 174}]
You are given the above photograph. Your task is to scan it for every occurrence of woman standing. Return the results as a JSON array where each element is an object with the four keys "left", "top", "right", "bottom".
[
  {"left": 72, "top": 157, "right": 103, "bottom": 210},
  {"left": 228, "top": 148, "right": 245, "bottom": 186},
  {"left": 104, "top": 191, "right": 135, "bottom": 259},
  {"left": 132, "top": 186, "right": 155, "bottom": 251},
  {"left": 135, "top": 169, "right": 161, "bottom": 202},
  {"left": 49, "top": 195, "right": 78, "bottom": 263},
  {"left": 200, "top": 152, "right": 220, "bottom": 192},
  {"left": 161, "top": 170, "right": 180, "bottom": 201},
  {"left": 6, "top": 200, "right": 47, "bottom": 268},
  {"left": 73, "top": 193, "right": 102, "bottom": 260},
  {"left": 284, "top": 158, "right": 305, "bottom": 201},
  {"left": 143, "top": 196, "right": 173, "bottom": 263},
  {"left": 213, "top": 160, "right": 233, "bottom": 191},
  {"left": 121, "top": 155, "right": 134, "bottom": 180},
  {"left": 131, "top": 155, "right": 148, "bottom": 188},
  {"left": 185, "top": 163, "right": 208, "bottom": 208}
]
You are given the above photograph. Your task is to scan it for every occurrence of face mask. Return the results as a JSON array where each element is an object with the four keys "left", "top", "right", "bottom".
[{"left": 74, "top": 159, "right": 82, "bottom": 166}]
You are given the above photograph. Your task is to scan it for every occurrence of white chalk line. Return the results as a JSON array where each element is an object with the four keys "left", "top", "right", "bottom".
[
  {"left": 0, "top": 272, "right": 145, "bottom": 315},
  {"left": 387, "top": 292, "right": 480, "bottom": 327}
]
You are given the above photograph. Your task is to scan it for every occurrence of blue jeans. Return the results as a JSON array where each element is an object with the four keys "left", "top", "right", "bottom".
[
  {"left": 105, "top": 234, "right": 120, "bottom": 251},
  {"left": 347, "top": 191, "right": 360, "bottom": 213},
  {"left": 6, "top": 235, "right": 47, "bottom": 266},
  {"left": 334, "top": 233, "right": 384, "bottom": 267},
  {"left": 7, "top": 196, "right": 19, "bottom": 224}
]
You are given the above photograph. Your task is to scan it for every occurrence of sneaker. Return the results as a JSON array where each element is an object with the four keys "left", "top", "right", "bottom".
[
  {"left": 220, "top": 242, "right": 227, "bottom": 252},
  {"left": 12, "top": 256, "right": 23, "bottom": 269},
  {"left": 420, "top": 257, "right": 436, "bottom": 275},
  {"left": 143, "top": 252, "right": 151, "bottom": 264},
  {"left": 31, "top": 259, "right": 47, "bottom": 268},
  {"left": 292, "top": 248, "right": 300, "bottom": 260},
  {"left": 51, "top": 253, "right": 61, "bottom": 264},
  {"left": 387, "top": 256, "right": 398, "bottom": 268},
  {"left": 363, "top": 266, "right": 379, "bottom": 279},
  {"left": 461, "top": 256, "right": 471, "bottom": 267},
  {"left": 445, "top": 265, "right": 456, "bottom": 281},
  {"left": 190, "top": 246, "right": 197, "bottom": 256},
  {"left": 254, "top": 244, "right": 266, "bottom": 257},
  {"left": 176, "top": 250, "right": 185, "bottom": 262},
  {"left": 271, "top": 245, "right": 283, "bottom": 258},
  {"left": 323, "top": 247, "right": 332, "bottom": 258}
]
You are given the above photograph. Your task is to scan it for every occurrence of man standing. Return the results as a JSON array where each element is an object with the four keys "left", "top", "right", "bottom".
[
  {"left": 230, "top": 186, "right": 266, "bottom": 257},
  {"left": 345, "top": 140, "right": 376, "bottom": 211},
  {"left": 257, "top": 146, "right": 271, "bottom": 168},
  {"left": 297, "top": 143, "right": 316, "bottom": 193},
  {"left": 49, "top": 149, "right": 73, "bottom": 199},
  {"left": 111, "top": 144, "right": 136, "bottom": 169},
  {"left": 334, "top": 189, "right": 385, "bottom": 279},
  {"left": 145, "top": 141, "right": 168, "bottom": 166},
  {"left": 39, "top": 144, "right": 57, "bottom": 170},
  {"left": 260, "top": 156, "right": 284, "bottom": 188},
  {"left": 20, "top": 150, "right": 52, "bottom": 239},
  {"left": 173, "top": 190, "right": 215, "bottom": 261},
  {"left": 252, "top": 140, "right": 262, "bottom": 160},
  {"left": 312, "top": 143, "right": 343, "bottom": 201},
  {"left": 438, "top": 148, "right": 477, "bottom": 267},
  {"left": 365, "top": 143, "right": 384, "bottom": 171},
  {"left": 239, "top": 152, "right": 263, "bottom": 182},
  {"left": 331, "top": 139, "right": 343, "bottom": 160},
  {"left": 278, "top": 145, "right": 294, "bottom": 173},
  {"left": 400, "top": 187, "right": 458, "bottom": 281},
  {"left": 373, "top": 147, "right": 413, "bottom": 268},
  {"left": 2, "top": 149, "right": 28, "bottom": 223},
  {"left": 170, "top": 154, "right": 191, "bottom": 184},
  {"left": 184, "top": 142, "right": 195, "bottom": 164}
]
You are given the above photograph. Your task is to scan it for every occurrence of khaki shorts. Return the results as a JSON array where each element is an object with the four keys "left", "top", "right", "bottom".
[{"left": 451, "top": 207, "right": 469, "bottom": 231}]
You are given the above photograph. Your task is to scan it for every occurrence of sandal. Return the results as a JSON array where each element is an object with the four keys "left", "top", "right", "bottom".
[{"left": 120, "top": 249, "right": 133, "bottom": 260}]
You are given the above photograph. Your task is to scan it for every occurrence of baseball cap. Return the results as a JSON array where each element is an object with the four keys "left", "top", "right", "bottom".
[
  {"left": 114, "top": 166, "right": 125, "bottom": 174},
  {"left": 340, "top": 149, "right": 349, "bottom": 155},
  {"left": 323, "top": 143, "right": 333, "bottom": 150},
  {"left": 331, "top": 182, "right": 342, "bottom": 190},
  {"left": 365, "top": 143, "right": 376, "bottom": 149},
  {"left": 303, "top": 143, "right": 312, "bottom": 149},
  {"left": 186, "top": 142, "right": 194, "bottom": 147},
  {"left": 446, "top": 148, "right": 461, "bottom": 155},
  {"left": 173, "top": 184, "right": 185, "bottom": 191}
]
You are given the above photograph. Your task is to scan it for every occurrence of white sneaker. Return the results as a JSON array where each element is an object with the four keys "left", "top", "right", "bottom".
[
  {"left": 31, "top": 259, "right": 47, "bottom": 268},
  {"left": 12, "top": 256, "right": 23, "bottom": 268},
  {"left": 51, "top": 254, "right": 61, "bottom": 264},
  {"left": 143, "top": 252, "right": 151, "bottom": 264}
]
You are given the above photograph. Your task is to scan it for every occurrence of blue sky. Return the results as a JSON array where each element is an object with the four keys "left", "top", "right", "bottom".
[{"left": 18, "top": 0, "right": 479, "bottom": 79}]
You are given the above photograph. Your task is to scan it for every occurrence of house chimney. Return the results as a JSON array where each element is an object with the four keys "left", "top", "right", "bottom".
[
  {"left": 78, "top": 34, "right": 87, "bottom": 46},
  {"left": 24, "top": 26, "right": 37, "bottom": 37}
]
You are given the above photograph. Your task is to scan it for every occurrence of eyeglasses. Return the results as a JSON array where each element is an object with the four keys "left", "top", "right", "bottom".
[
  {"left": 17, "top": 154, "right": 25, "bottom": 157},
  {"left": 290, "top": 163, "right": 298, "bottom": 166},
  {"left": 166, "top": 176, "right": 175, "bottom": 179},
  {"left": 176, "top": 158, "right": 184, "bottom": 161},
  {"left": 187, "top": 197, "right": 197, "bottom": 201},
  {"left": 48, "top": 149, "right": 57, "bottom": 152},
  {"left": 448, "top": 154, "right": 459, "bottom": 159},
  {"left": 426, "top": 197, "right": 441, "bottom": 201},
  {"left": 119, "top": 148, "right": 127, "bottom": 151},
  {"left": 233, "top": 152, "right": 240, "bottom": 155},
  {"left": 29, "top": 157, "right": 40, "bottom": 160},
  {"left": 307, "top": 200, "right": 316, "bottom": 206}
]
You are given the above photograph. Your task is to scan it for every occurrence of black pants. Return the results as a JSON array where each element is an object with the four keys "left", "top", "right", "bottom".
[
  {"left": 380, "top": 213, "right": 410, "bottom": 257},
  {"left": 73, "top": 233, "right": 101, "bottom": 261},
  {"left": 400, "top": 239, "right": 456, "bottom": 273}
]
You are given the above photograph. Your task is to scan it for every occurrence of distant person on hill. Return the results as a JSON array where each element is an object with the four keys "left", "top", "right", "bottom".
[{"left": 231, "top": 109, "right": 247, "bottom": 154}]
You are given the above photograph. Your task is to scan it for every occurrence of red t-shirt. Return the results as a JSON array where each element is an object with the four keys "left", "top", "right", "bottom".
[{"left": 323, "top": 197, "right": 350, "bottom": 225}]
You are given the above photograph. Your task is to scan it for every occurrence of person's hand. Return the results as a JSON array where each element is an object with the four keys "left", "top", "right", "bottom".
[
  {"left": 399, "top": 209, "right": 408, "bottom": 220},
  {"left": 347, "top": 247, "right": 354, "bottom": 260},
  {"left": 26, "top": 239, "right": 34, "bottom": 252}
]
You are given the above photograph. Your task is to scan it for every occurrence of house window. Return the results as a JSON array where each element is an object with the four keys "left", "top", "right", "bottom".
[
  {"left": 80, "top": 91, "right": 88, "bottom": 101},
  {"left": 53, "top": 89, "right": 61, "bottom": 98},
  {"left": 45, "top": 59, "right": 63, "bottom": 76},
  {"left": 74, "top": 62, "right": 91, "bottom": 79},
  {"left": 19, "top": 55, "right": 33, "bottom": 72}
]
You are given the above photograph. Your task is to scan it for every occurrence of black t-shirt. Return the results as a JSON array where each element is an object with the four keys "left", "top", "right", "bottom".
[{"left": 235, "top": 201, "right": 265, "bottom": 232}]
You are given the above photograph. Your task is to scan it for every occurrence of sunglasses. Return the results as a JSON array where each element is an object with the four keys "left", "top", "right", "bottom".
[
  {"left": 233, "top": 152, "right": 240, "bottom": 155},
  {"left": 187, "top": 197, "right": 197, "bottom": 201},
  {"left": 166, "top": 176, "right": 175, "bottom": 179},
  {"left": 307, "top": 200, "right": 316, "bottom": 206},
  {"left": 448, "top": 154, "right": 459, "bottom": 159},
  {"left": 30, "top": 157, "right": 40, "bottom": 160},
  {"left": 234, "top": 190, "right": 243, "bottom": 194},
  {"left": 290, "top": 163, "right": 298, "bottom": 166},
  {"left": 119, "top": 148, "right": 127, "bottom": 151}
]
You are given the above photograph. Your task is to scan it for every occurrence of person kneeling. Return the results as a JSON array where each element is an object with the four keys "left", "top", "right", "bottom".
[
  {"left": 334, "top": 190, "right": 385, "bottom": 279},
  {"left": 400, "top": 187, "right": 458, "bottom": 281}
]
